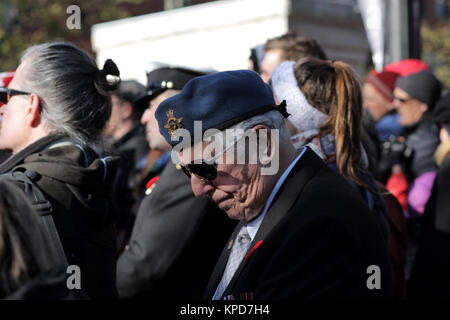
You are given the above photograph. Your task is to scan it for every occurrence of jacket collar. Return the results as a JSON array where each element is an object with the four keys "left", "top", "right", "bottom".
[
  {"left": 0, "top": 134, "right": 67, "bottom": 174},
  {"left": 403, "top": 113, "right": 434, "bottom": 135}
]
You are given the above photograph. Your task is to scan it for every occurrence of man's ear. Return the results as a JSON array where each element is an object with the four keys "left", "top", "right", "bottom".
[
  {"left": 26, "top": 93, "right": 41, "bottom": 127},
  {"left": 419, "top": 102, "right": 429, "bottom": 114},
  {"left": 253, "top": 124, "right": 273, "bottom": 161},
  {"left": 120, "top": 102, "right": 133, "bottom": 120}
]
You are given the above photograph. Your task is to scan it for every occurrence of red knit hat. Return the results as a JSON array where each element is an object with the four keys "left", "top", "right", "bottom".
[
  {"left": 365, "top": 59, "right": 431, "bottom": 102},
  {"left": 0, "top": 70, "right": 15, "bottom": 106},
  {"left": 365, "top": 69, "right": 399, "bottom": 102},
  {"left": 384, "top": 59, "right": 430, "bottom": 77},
  {"left": 0, "top": 70, "right": 15, "bottom": 87}
]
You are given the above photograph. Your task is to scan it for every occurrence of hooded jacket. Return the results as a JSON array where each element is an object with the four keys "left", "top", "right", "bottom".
[{"left": 0, "top": 134, "right": 119, "bottom": 299}]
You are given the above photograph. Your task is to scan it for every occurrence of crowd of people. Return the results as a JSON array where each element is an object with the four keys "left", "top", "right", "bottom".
[{"left": 0, "top": 30, "right": 449, "bottom": 301}]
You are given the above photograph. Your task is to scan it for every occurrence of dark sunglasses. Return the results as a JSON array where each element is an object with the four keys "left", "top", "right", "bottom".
[
  {"left": 181, "top": 162, "right": 218, "bottom": 181},
  {"left": 181, "top": 134, "right": 246, "bottom": 181},
  {"left": 0, "top": 87, "right": 32, "bottom": 105}
]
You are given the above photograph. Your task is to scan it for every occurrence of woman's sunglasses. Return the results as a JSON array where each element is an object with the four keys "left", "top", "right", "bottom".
[
  {"left": 0, "top": 87, "right": 32, "bottom": 105},
  {"left": 181, "top": 134, "right": 246, "bottom": 181}
]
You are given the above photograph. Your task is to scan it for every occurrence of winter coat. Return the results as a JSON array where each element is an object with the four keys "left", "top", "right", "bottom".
[{"left": 0, "top": 134, "right": 119, "bottom": 299}]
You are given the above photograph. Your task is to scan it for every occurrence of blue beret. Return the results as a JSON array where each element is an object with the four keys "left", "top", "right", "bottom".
[{"left": 155, "top": 70, "right": 288, "bottom": 147}]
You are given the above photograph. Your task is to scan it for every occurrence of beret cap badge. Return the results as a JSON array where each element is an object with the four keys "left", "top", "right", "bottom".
[{"left": 164, "top": 109, "right": 184, "bottom": 136}]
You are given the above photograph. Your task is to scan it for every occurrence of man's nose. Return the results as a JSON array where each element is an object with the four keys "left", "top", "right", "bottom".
[
  {"left": 190, "top": 174, "right": 215, "bottom": 198},
  {"left": 392, "top": 99, "right": 400, "bottom": 110},
  {"left": 362, "top": 99, "right": 369, "bottom": 110},
  {"left": 141, "top": 108, "right": 150, "bottom": 125}
]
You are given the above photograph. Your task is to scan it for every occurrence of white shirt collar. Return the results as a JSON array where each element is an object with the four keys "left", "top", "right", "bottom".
[{"left": 246, "top": 147, "right": 307, "bottom": 241}]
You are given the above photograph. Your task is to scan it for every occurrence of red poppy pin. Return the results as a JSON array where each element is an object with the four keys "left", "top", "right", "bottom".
[
  {"left": 244, "top": 240, "right": 263, "bottom": 262},
  {"left": 145, "top": 176, "right": 160, "bottom": 195}
]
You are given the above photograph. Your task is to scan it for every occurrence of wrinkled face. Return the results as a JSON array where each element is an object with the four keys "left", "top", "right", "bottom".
[
  {"left": 362, "top": 83, "right": 391, "bottom": 122},
  {"left": 178, "top": 141, "right": 275, "bottom": 221},
  {"left": 0, "top": 60, "right": 32, "bottom": 153},
  {"left": 260, "top": 49, "right": 284, "bottom": 84},
  {"left": 141, "top": 90, "right": 177, "bottom": 151},
  {"left": 393, "top": 87, "right": 428, "bottom": 126}
]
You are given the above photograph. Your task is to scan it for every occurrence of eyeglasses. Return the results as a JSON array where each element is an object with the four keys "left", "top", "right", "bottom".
[
  {"left": 0, "top": 87, "right": 32, "bottom": 105},
  {"left": 393, "top": 95, "right": 413, "bottom": 104},
  {"left": 181, "top": 134, "right": 246, "bottom": 181}
]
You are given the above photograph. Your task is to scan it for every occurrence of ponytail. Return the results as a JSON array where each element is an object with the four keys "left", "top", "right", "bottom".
[
  {"left": 332, "top": 61, "right": 363, "bottom": 186},
  {"left": 295, "top": 58, "right": 365, "bottom": 187}
]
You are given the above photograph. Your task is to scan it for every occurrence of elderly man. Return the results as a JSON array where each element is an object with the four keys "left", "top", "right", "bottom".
[{"left": 155, "top": 70, "right": 392, "bottom": 300}]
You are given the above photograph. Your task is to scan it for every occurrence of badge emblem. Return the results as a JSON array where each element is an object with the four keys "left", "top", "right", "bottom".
[{"left": 164, "top": 109, "right": 183, "bottom": 136}]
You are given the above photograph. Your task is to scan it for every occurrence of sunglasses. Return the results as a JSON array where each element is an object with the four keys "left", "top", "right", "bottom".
[
  {"left": 181, "top": 134, "right": 246, "bottom": 181},
  {"left": 0, "top": 87, "right": 32, "bottom": 105}
]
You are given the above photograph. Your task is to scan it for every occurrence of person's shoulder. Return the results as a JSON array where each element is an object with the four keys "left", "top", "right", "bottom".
[
  {"left": 302, "top": 162, "right": 358, "bottom": 196},
  {"left": 412, "top": 118, "right": 439, "bottom": 138},
  {"left": 288, "top": 166, "right": 375, "bottom": 230},
  {"left": 438, "top": 157, "right": 450, "bottom": 179},
  {"left": 141, "top": 162, "right": 189, "bottom": 196},
  {"left": 159, "top": 161, "right": 189, "bottom": 184},
  {"left": 117, "top": 126, "right": 149, "bottom": 152}
]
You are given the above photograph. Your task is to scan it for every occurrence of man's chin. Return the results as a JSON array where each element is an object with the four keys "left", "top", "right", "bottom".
[{"left": 224, "top": 208, "right": 244, "bottom": 221}]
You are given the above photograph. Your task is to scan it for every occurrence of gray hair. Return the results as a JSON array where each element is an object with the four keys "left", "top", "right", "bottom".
[
  {"left": 227, "top": 110, "right": 290, "bottom": 142},
  {"left": 20, "top": 42, "right": 120, "bottom": 145}
]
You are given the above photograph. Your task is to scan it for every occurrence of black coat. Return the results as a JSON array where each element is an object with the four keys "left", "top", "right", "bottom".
[
  {"left": 407, "top": 157, "right": 450, "bottom": 298},
  {"left": 205, "top": 147, "right": 392, "bottom": 300},
  {"left": 109, "top": 124, "right": 149, "bottom": 242},
  {"left": 404, "top": 115, "right": 439, "bottom": 180},
  {"left": 0, "top": 135, "right": 119, "bottom": 299},
  {"left": 5, "top": 267, "right": 89, "bottom": 300},
  {"left": 116, "top": 161, "right": 236, "bottom": 299}
]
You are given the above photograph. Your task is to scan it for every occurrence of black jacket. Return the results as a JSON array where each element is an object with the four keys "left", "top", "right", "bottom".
[
  {"left": 117, "top": 161, "right": 236, "bottom": 300},
  {"left": 109, "top": 125, "right": 149, "bottom": 241},
  {"left": 403, "top": 115, "right": 439, "bottom": 180},
  {"left": 5, "top": 267, "right": 89, "bottom": 300},
  {"left": 0, "top": 134, "right": 119, "bottom": 299},
  {"left": 408, "top": 157, "right": 450, "bottom": 298},
  {"left": 205, "top": 147, "right": 392, "bottom": 300}
]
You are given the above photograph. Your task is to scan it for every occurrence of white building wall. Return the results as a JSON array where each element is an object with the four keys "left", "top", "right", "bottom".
[{"left": 91, "top": 0, "right": 289, "bottom": 84}]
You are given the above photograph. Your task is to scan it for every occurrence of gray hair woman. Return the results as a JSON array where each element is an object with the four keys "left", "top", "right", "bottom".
[{"left": 0, "top": 42, "right": 120, "bottom": 299}]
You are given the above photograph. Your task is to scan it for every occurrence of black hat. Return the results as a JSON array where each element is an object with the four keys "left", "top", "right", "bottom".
[
  {"left": 135, "top": 66, "right": 210, "bottom": 109},
  {"left": 396, "top": 70, "right": 442, "bottom": 109},
  {"left": 113, "top": 80, "right": 145, "bottom": 104}
]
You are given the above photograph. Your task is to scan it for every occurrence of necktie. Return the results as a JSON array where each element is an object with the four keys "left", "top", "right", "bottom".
[{"left": 212, "top": 225, "right": 252, "bottom": 300}]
